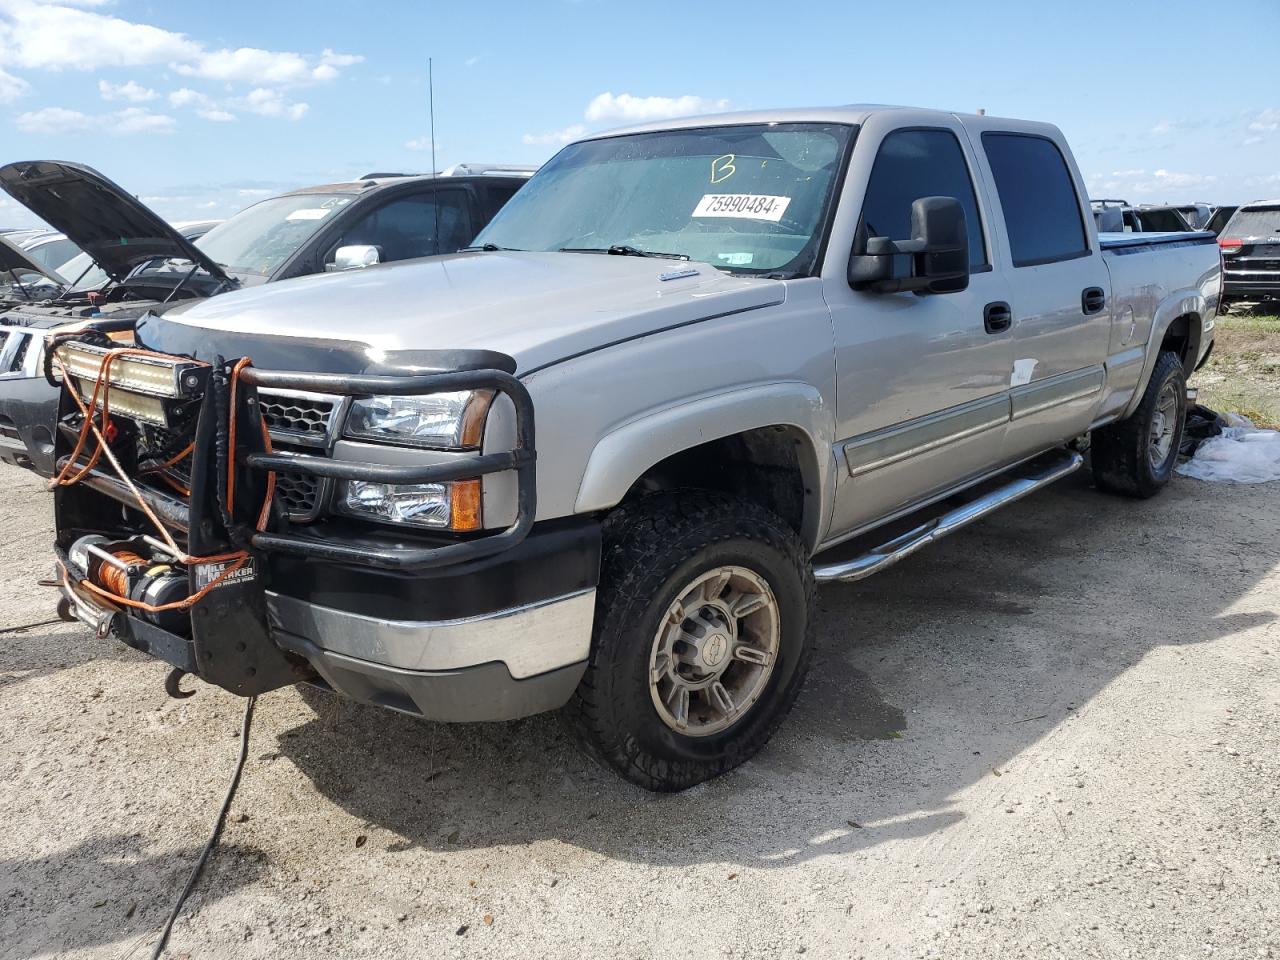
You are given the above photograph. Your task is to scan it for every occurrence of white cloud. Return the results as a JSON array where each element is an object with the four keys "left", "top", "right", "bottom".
[
  {"left": 584, "top": 92, "right": 729, "bottom": 123},
  {"left": 1150, "top": 168, "right": 1217, "bottom": 189},
  {"left": 0, "top": 1, "right": 362, "bottom": 124},
  {"left": 522, "top": 124, "right": 585, "bottom": 146},
  {"left": 167, "top": 85, "right": 306, "bottom": 123},
  {"left": 1242, "top": 135, "right": 1264, "bottom": 147},
  {"left": 0, "top": 65, "right": 29, "bottom": 102},
  {"left": 14, "top": 104, "right": 173, "bottom": 135},
  {"left": 170, "top": 45, "right": 363, "bottom": 86},
  {"left": 1247, "top": 108, "right": 1279, "bottom": 133},
  {"left": 319, "top": 48, "right": 362, "bottom": 68},
  {"left": 240, "top": 87, "right": 308, "bottom": 120},
  {"left": 237, "top": 188, "right": 273, "bottom": 197},
  {"left": 113, "top": 105, "right": 174, "bottom": 133},
  {"left": 98, "top": 78, "right": 157, "bottom": 102},
  {"left": 464, "top": 56, "right": 480, "bottom": 67},
  {"left": 168, "top": 87, "right": 209, "bottom": 108},
  {"left": 0, "top": 0, "right": 201, "bottom": 70}
]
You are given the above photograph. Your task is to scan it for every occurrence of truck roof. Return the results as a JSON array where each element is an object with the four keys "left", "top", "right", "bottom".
[{"left": 583, "top": 104, "right": 1060, "bottom": 141}]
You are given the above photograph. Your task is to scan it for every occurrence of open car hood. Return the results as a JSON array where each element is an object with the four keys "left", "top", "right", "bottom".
[
  {"left": 0, "top": 160, "right": 231, "bottom": 286},
  {"left": 0, "top": 233, "right": 62, "bottom": 285}
]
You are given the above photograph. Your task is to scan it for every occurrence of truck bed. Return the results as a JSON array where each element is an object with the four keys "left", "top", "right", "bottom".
[{"left": 1098, "top": 230, "right": 1216, "bottom": 251}]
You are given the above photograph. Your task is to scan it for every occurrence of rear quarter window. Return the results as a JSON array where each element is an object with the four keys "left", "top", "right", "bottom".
[{"left": 982, "top": 132, "right": 1089, "bottom": 267}]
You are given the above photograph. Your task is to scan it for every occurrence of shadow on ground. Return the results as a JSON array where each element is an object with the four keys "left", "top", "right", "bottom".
[{"left": 0, "top": 835, "right": 266, "bottom": 959}]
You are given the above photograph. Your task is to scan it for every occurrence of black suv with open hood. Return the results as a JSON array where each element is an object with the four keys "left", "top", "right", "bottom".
[{"left": 0, "top": 160, "right": 533, "bottom": 473}]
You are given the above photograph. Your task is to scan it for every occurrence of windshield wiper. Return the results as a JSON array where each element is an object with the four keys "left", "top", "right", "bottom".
[
  {"left": 460, "top": 243, "right": 524, "bottom": 252},
  {"left": 559, "top": 244, "right": 690, "bottom": 261}
]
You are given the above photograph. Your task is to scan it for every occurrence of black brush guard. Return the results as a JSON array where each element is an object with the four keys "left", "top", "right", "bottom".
[
  {"left": 53, "top": 358, "right": 536, "bottom": 696},
  {"left": 238, "top": 366, "right": 536, "bottom": 570}
]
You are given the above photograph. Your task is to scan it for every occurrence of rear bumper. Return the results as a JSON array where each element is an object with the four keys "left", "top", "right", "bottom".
[{"left": 1223, "top": 273, "right": 1280, "bottom": 298}]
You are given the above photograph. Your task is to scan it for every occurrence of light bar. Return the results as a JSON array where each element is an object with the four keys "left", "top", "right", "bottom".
[
  {"left": 54, "top": 342, "right": 203, "bottom": 399},
  {"left": 72, "top": 377, "right": 170, "bottom": 426}
]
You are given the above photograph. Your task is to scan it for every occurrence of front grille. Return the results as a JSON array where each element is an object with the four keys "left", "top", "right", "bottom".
[
  {"left": 273, "top": 470, "right": 326, "bottom": 522},
  {"left": 257, "top": 390, "right": 338, "bottom": 446}
]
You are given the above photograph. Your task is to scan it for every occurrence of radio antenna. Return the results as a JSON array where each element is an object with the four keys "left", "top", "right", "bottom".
[
  {"left": 429, "top": 56, "right": 440, "bottom": 254},
  {"left": 428, "top": 57, "right": 438, "bottom": 177}
]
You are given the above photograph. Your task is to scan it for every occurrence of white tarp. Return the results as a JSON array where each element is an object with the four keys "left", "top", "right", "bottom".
[{"left": 1176, "top": 413, "right": 1280, "bottom": 484}]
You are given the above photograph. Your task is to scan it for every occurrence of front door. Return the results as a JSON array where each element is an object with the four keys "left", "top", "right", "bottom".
[{"left": 825, "top": 123, "right": 1013, "bottom": 539}]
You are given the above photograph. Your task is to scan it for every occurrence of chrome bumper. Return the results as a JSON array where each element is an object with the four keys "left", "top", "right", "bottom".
[{"left": 264, "top": 588, "right": 596, "bottom": 721}]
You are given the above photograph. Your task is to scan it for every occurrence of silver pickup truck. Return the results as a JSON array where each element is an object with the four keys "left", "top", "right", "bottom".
[{"left": 44, "top": 105, "right": 1219, "bottom": 791}]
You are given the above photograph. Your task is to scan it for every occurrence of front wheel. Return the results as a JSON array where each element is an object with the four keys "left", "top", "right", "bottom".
[
  {"left": 564, "top": 491, "right": 814, "bottom": 791},
  {"left": 1091, "top": 350, "right": 1187, "bottom": 498}
]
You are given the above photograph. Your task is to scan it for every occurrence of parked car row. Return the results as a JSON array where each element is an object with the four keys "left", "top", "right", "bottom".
[
  {"left": 0, "top": 160, "right": 534, "bottom": 472},
  {"left": 1087, "top": 197, "right": 1278, "bottom": 310}
]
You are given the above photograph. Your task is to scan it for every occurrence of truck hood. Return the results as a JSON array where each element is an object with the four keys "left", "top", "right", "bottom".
[
  {"left": 0, "top": 160, "right": 231, "bottom": 287},
  {"left": 150, "top": 251, "right": 785, "bottom": 373}
]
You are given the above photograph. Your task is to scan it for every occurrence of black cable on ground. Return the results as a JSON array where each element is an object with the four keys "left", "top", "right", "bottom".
[{"left": 149, "top": 695, "right": 257, "bottom": 960}]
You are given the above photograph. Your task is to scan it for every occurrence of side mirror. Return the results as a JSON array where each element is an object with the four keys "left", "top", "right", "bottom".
[
  {"left": 848, "top": 196, "right": 969, "bottom": 294},
  {"left": 328, "top": 244, "right": 382, "bottom": 272}
]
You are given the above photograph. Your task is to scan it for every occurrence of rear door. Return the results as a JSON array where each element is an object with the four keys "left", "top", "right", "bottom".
[
  {"left": 825, "top": 119, "right": 1013, "bottom": 536},
  {"left": 969, "top": 126, "right": 1111, "bottom": 462}
]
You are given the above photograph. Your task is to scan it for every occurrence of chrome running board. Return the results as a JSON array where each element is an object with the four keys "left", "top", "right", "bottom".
[{"left": 813, "top": 449, "right": 1084, "bottom": 583}]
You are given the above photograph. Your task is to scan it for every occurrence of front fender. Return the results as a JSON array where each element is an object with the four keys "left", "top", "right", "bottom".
[{"left": 573, "top": 381, "right": 836, "bottom": 550}]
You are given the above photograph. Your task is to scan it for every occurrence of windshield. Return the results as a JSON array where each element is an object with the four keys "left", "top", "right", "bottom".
[
  {"left": 194, "top": 193, "right": 353, "bottom": 276},
  {"left": 1224, "top": 207, "right": 1280, "bottom": 241},
  {"left": 58, "top": 250, "right": 107, "bottom": 291},
  {"left": 473, "top": 123, "right": 854, "bottom": 277}
]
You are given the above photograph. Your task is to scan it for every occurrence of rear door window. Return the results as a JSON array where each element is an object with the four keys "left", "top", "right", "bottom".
[
  {"left": 859, "top": 128, "right": 988, "bottom": 269},
  {"left": 982, "top": 133, "right": 1089, "bottom": 267}
]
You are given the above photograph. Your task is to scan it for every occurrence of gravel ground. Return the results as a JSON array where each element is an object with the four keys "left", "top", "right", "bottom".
[{"left": 1, "top": 461, "right": 1277, "bottom": 960}]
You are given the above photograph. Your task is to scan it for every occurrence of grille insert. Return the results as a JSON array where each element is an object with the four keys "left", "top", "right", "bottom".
[
  {"left": 273, "top": 470, "right": 326, "bottom": 522},
  {"left": 257, "top": 391, "right": 337, "bottom": 445}
]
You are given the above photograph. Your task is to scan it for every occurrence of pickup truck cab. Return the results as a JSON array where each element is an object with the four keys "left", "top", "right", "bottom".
[{"left": 44, "top": 106, "right": 1219, "bottom": 791}]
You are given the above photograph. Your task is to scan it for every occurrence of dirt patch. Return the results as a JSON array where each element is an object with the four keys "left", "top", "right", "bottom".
[{"left": 1193, "top": 312, "right": 1280, "bottom": 428}]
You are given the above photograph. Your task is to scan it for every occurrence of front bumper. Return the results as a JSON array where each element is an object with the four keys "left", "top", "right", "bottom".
[
  {"left": 51, "top": 336, "right": 581, "bottom": 721},
  {"left": 271, "top": 588, "right": 594, "bottom": 721}
]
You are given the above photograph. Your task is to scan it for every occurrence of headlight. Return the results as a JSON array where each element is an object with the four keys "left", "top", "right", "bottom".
[
  {"left": 339, "top": 478, "right": 482, "bottom": 531},
  {"left": 343, "top": 391, "right": 492, "bottom": 449}
]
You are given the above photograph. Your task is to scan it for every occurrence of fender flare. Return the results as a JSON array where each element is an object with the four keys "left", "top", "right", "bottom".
[
  {"left": 1122, "top": 289, "right": 1205, "bottom": 419},
  {"left": 574, "top": 381, "right": 837, "bottom": 550}
]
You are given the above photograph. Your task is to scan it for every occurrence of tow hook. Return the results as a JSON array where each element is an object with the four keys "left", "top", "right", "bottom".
[{"left": 165, "top": 668, "right": 197, "bottom": 699}]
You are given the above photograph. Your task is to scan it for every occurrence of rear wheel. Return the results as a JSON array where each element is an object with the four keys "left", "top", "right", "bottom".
[
  {"left": 1091, "top": 350, "right": 1187, "bottom": 498},
  {"left": 565, "top": 491, "right": 814, "bottom": 792}
]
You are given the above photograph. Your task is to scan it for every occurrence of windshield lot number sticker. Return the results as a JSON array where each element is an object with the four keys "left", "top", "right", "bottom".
[
  {"left": 285, "top": 208, "right": 332, "bottom": 221},
  {"left": 693, "top": 194, "right": 792, "bottom": 222}
]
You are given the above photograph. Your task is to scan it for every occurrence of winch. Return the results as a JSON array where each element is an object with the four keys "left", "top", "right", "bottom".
[{"left": 66, "top": 534, "right": 191, "bottom": 634}]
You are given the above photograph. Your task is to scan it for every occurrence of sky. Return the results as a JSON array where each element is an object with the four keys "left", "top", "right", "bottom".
[{"left": 0, "top": 0, "right": 1277, "bottom": 230}]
